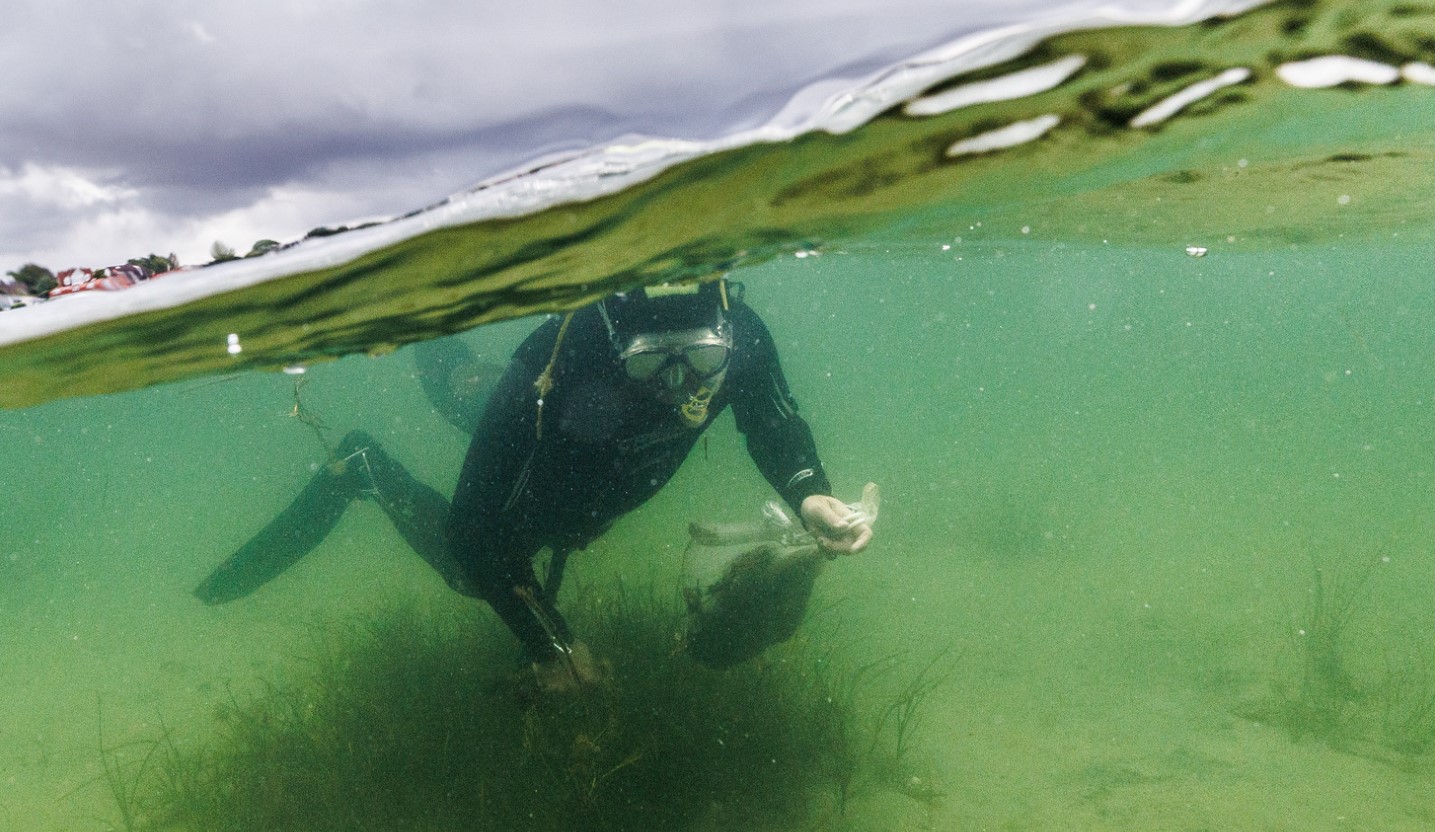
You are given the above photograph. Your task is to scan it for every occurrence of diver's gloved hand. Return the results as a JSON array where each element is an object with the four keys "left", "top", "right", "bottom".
[
  {"left": 531, "top": 640, "right": 606, "bottom": 694},
  {"left": 800, "top": 494, "right": 873, "bottom": 556}
]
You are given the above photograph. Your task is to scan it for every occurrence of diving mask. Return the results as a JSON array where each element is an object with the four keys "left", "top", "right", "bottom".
[{"left": 619, "top": 326, "right": 731, "bottom": 384}]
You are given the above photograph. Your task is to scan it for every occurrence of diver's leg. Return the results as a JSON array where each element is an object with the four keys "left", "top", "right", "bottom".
[
  {"left": 355, "top": 441, "right": 475, "bottom": 596},
  {"left": 414, "top": 336, "right": 501, "bottom": 436},
  {"left": 543, "top": 547, "right": 572, "bottom": 599},
  {"left": 193, "top": 431, "right": 374, "bottom": 604}
]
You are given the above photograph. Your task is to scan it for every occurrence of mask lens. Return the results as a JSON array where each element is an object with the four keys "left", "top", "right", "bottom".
[
  {"left": 684, "top": 344, "right": 728, "bottom": 377},
  {"left": 624, "top": 351, "right": 668, "bottom": 381}
]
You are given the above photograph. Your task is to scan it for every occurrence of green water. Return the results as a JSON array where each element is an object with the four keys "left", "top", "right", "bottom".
[
  {"left": 7, "top": 0, "right": 1435, "bottom": 828},
  {"left": 8, "top": 237, "right": 1435, "bottom": 828}
]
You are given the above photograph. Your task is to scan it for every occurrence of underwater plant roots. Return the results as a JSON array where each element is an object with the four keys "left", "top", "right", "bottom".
[{"left": 124, "top": 588, "right": 921, "bottom": 831}]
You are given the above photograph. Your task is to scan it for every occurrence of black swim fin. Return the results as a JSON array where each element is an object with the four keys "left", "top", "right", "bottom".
[{"left": 193, "top": 438, "right": 369, "bottom": 605}]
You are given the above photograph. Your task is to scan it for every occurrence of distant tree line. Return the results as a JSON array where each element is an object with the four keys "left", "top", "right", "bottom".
[{"left": 4, "top": 263, "right": 56, "bottom": 295}]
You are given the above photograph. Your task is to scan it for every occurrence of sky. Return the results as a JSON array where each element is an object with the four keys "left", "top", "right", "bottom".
[{"left": 0, "top": 1, "right": 1215, "bottom": 273}]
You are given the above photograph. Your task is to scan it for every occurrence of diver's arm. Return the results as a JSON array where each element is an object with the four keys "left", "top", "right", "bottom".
[
  {"left": 744, "top": 405, "right": 831, "bottom": 512},
  {"left": 728, "top": 312, "right": 870, "bottom": 554},
  {"left": 728, "top": 306, "right": 833, "bottom": 513}
]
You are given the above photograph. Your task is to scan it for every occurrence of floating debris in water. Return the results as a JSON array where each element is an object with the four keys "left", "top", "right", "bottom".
[
  {"left": 1185, "top": 245, "right": 1209, "bottom": 258},
  {"left": 946, "top": 114, "right": 1061, "bottom": 157},
  {"left": 1276, "top": 56, "right": 1400, "bottom": 88},
  {"left": 226, "top": 333, "right": 242, "bottom": 355},
  {"left": 282, "top": 365, "right": 307, "bottom": 375},
  {"left": 1130, "top": 67, "right": 1252, "bottom": 128}
]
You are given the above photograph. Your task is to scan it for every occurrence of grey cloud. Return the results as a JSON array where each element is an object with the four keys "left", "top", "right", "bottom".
[{"left": 0, "top": 0, "right": 1195, "bottom": 267}]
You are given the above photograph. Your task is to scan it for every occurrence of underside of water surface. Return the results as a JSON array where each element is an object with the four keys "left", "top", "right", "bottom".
[{"left": 2, "top": 0, "right": 1433, "bottom": 409}]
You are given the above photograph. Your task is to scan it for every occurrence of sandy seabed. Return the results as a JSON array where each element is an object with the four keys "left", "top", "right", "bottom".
[{"left": 6, "top": 494, "right": 1435, "bottom": 832}]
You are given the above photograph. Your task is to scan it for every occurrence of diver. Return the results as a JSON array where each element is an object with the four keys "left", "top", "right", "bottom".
[{"left": 195, "top": 277, "right": 872, "bottom": 691}]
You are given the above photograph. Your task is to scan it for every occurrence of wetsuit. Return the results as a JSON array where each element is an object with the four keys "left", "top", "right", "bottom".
[
  {"left": 195, "top": 297, "right": 830, "bottom": 664},
  {"left": 448, "top": 299, "right": 830, "bottom": 661}
]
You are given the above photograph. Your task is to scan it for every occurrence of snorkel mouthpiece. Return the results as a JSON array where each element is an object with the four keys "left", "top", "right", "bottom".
[{"left": 681, "top": 385, "right": 715, "bottom": 426}]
